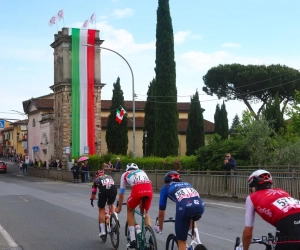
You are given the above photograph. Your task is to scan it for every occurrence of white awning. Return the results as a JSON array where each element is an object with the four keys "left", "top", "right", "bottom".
[{"left": 20, "top": 125, "right": 27, "bottom": 131}]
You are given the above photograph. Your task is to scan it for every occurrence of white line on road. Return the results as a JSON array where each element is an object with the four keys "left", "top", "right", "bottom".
[
  {"left": 0, "top": 223, "right": 19, "bottom": 248},
  {"left": 199, "top": 231, "right": 235, "bottom": 242},
  {"left": 205, "top": 202, "right": 245, "bottom": 209}
]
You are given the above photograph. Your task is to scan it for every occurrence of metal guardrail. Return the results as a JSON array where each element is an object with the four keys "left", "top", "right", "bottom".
[{"left": 27, "top": 168, "right": 300, "bottom": 200}]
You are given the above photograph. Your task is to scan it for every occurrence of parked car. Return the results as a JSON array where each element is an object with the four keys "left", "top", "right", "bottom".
[{"left": 0, "top": 161, "right": 7, "bottom": 173}]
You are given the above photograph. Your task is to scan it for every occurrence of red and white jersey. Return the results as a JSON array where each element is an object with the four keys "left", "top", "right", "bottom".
[
  {"left": 120, "top": 169, "right": 152, "bottom": 190},
  {"left": 245, "top": 188, "right": 300, "bottom": 227}
]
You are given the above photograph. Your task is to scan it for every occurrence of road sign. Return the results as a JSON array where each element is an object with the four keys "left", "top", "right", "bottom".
[
  {"left": 65, "top": 146, "right": 70, "bottom": 154},
  {"left": 0, "top": 119, "right": 4, "bottom": 129},
  {"left": 84, "top": 146, "right": 89, "bottom": 154},
  {"left": 32, "top": 146, "right": 39, "bottom": 152}
]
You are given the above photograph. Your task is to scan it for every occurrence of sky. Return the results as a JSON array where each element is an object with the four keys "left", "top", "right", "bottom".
[{"left": 1, "top": 0, "right": 300, "bottom": 125}]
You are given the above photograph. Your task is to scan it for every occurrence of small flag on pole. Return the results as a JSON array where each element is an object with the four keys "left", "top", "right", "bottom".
[
  {"left": 82, "top": 20, "right": 89, "bottom": 28},
  {"left": 90, "top": 13, "right": 95, "bottom": 24},
  {"left": 48, "top": 16, "right": 56, "bottom": 27},
  {"left": 57, "top": 9, "right": 64, "bottom": 21},
  {"left": 116, "top": 107, "right": 127, "bottom": 124}
]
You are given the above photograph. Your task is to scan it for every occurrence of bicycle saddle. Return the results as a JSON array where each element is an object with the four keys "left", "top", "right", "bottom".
[{"left": 190, "top": 214, "right": 201, "bottom": 221}]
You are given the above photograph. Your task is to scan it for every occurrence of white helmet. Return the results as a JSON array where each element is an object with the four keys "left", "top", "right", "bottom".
[
  {"left": 126, "top": 163, "right": 139, "bottom": 172},
  {"left": 248, "top": 170, "right": 273, "bottom": 188}
]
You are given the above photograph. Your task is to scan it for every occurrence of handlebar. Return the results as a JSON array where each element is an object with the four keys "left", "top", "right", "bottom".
[
  {"left": 235, "top": 233, "right": 275, "bottom": 248},
  {"left": 116, "top": 201, "right": 127, "bottom": 207}
]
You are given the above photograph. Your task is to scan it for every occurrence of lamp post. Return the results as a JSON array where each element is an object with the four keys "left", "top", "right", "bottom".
[
  {"left": 85, "top": 44, "right": 136, "bottom": 158},
  {"left": 144, "top": 131, "right": 148, "bottom": 157}
]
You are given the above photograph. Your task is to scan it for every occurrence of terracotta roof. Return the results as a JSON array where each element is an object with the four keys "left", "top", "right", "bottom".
[
  {"left": 101, "top": 117, "right": 214, "bottom": 134},
  {"left": 101, "top": 100, "right": 192, "bottom": 112},
  {"left": 12, "top": 119, "right": 28, "bottom": 125},
  {"left": 2, "top": 127, "right": 13, "bottom": 131},
  {"left": 31, "top": 99, "right": 54, "bottom": 109}
]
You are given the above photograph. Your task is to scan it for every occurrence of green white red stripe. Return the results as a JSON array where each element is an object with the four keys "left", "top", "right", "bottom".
[{"left": 71, "top": 28, "right": 96, "bottom": 156}]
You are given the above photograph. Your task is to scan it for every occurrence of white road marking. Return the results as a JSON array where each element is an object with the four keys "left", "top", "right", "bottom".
[
  {"left": 199, "top": 231, "right": 235, "bottom": 242},
  {"left": 0, "top": 223, "right": 19, "bottom": 248},
  {"left": 205, "top": 202, "right": 245, "bottom": 209}
]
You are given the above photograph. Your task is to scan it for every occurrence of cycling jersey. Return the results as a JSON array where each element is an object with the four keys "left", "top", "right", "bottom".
[
  {"left": 159, "top": 182, "right": 205, "bottom": 241},
  {"left": 120, "top": 170, "right": 153, "bottom": 211},
  {"left": 245, "top": 188, "right": 300, "bottom": 227},
  {"left": 92, "top": 175, "right": 117, "bottom": 208}
]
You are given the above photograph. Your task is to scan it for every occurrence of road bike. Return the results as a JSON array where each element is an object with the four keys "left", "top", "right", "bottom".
[
  {"left": 91, "top": 200, "right": 120, "bottom": 249},
  {"left": 156, "top": 215, "right": 208, "bottom": 250},
  {"left": 234, "top": 233, "right": 275, "bottom": 250},
  {"left": 118, "top": 198, "right": 158, "bottom": 250}
]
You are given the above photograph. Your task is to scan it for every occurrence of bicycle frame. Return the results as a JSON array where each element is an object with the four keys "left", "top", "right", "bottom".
[{"left": 133, "top": 207, "right": 147, "bottom": 248}]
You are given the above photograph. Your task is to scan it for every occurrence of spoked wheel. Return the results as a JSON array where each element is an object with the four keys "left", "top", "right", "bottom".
[
  {"left": 194, "top": 244, "right": 208, "bottom": 250},
  {"left": 109, "top": 213, "right": 120, "bottom": 249},
  {"left": 144, "top": 225, "right": 158, "bottom": 250},
  {"left": 99, "top": 221, "right": 107, "bottom": 242},
  {"left": 166, "top": 234, "right": 178, "bottom": 250}
]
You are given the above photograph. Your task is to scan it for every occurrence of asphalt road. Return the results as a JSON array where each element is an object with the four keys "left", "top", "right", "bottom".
[{"left": 0, "top": 161, "right": 274, "bottom": 250}]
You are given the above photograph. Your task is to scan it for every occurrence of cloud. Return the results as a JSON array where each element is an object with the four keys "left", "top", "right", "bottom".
[
  {"left": 190, "top": 35, "right": 203, "bottom": 40},
  {"left": 174, "top": 31, "right": 191, "bottom": 45},
  {"left": 112, "top": 8, "right": 134, "bottom": 19},
  {"left": 0, "top": 48, "right": 52, "bottom": 63},
  {"left": 178, "top": 50, "right": 261, "bottom": 73},
  {"left": 221, "top": 43, "right": 241, "bottom": 48}
]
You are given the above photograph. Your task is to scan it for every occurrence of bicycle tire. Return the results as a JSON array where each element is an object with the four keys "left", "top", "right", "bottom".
[
  {"left": 166, "top": 234, "right": 178, "bottom": 250},
  {"left": 99, "top": 221, "right": 107, "bottom": 243},
  {"left": 144, "top": 225, "right": 158, "bottom": 250},
  {"left": 194, "top": 244, "right": 208, "bottom": 250},
  {"left": 125, "top": 222, "right": 131, "bottom": 244},
  {"left": 110, "top": 213, "right": 120, "bottom": 249}
]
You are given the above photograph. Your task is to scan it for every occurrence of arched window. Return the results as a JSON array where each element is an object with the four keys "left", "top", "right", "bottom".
[{"left": 32, "top": 119, "right": 36, "bottom": 127}]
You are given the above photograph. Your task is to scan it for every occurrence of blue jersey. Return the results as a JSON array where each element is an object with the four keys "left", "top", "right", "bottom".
[{"left": 159, "top": 181, "right": 200, "bottom": 210}]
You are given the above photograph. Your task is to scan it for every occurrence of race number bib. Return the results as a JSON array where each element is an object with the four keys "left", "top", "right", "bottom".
[
  {"left": 101, "top": 177, "right": 114, "bottom": 189},
  {"left": 272, "top": 196, "right": 300, "bottom": 212},
  {"left": 131, "top": 171, "right": 151, "bottom": 185},
  {"left": 175, "top": 188, "right": 199, "bottom": 202}
]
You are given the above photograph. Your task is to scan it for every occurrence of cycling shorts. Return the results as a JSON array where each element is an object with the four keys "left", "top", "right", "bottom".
[
  {"left": 127, "top": 183, "right": 153, "bottom": 211},
  {"left": 97, "top": 185, "right": 117, "bottom": 208},
  {"left": 274, "top": 213, "right": 300, "bottom": 250},
  {"left": 175, "top": 197, "right": 205, "bottom": 241}
]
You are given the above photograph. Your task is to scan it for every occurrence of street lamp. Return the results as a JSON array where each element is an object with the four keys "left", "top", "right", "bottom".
[
  {"left": 144, "top": 131, "right": 148, "bottom": 157},
  {"left": 85, "top": 44, "right": 136, "bottom": 158}
]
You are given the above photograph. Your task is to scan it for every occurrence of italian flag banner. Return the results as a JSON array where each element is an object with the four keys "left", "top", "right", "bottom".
[
  {"left": 71, "top": 28, "right": 96, "bottom": 156},
  {"left": 116, "top": 107, "right": 126, "bottom": 124}
]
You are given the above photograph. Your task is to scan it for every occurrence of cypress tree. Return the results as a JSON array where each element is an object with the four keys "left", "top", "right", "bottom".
[
  {"left": 220, "top": 101, "right": 229, "bottom": 140},
  {"left": 143, "top": 78, "right": 156, "bottom": 156},
  {"left": 186, "top": 90, "right": 205, "bottom": 156},
  {"left": 105, "top": 77, "right": 128, "bottom": 155},
  {"left": 214, "top": 104, "right": 221, "bottom": 134},
  {"left": 153, "top": 0, "right": 178, "bottom": 157}
]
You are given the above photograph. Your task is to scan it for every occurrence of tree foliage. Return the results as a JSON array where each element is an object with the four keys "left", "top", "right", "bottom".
[
  {"left": 286, "top": 90, "right": 300, "bottom": 136},
  {"left": 202, "top": 64, "right": 300, "bottom": 119},
  {"left": 143, "top": 78, "right": 156, "bottom": 156},
  {"left": 105, "top": 77, "right": 128, "bottom": 155},
  {"left": 153, "top": 0, "right": 178, "bottom": 157},
  {"left": 230, "top": 114, "right": 240, "bottom": 134},
  {"left": 214, "top": 101, "right": 229, "bottom": 140},
  {"left": 186, "top": 90, "right": 205, "bottom": 156}
]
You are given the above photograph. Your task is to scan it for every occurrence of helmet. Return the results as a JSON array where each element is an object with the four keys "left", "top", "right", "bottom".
[
  {"left": 96, "top": 170, "right": 105, "bottom": 177},
  {"left": 248, "top": 170, "right": 273, "bottom": 188},
  {"left": 126, "top": 163, "right": 139, "bottom": 172},
  {"left": 164, "top": 171, "right": 181, "bottom": 184}
]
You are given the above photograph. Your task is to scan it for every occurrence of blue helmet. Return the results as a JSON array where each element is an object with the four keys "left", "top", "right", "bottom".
[{"left": 164, "top": 171, "right": 181, "bottom": 184}]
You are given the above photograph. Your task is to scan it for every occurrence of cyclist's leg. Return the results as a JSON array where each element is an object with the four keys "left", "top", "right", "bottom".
[
  {"left": 138, "top": 183, "right": 153, "bottom": 226},
  {"left": 175, "top": 203, "right": 189, "bottom": 250},
  {"left": 127, "top": 190, "right": 140, "bottom": 246},
  {"left": 107, "top": 185, "right": 117, "bottom": 214},
  {"left": 188, "top": 197, "right": 205, "bottom": 244},
  {"left": 98, "top": 190, "right": 107, "bottom": 235}
]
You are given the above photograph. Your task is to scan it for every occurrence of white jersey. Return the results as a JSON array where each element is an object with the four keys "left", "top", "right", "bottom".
[{"left": 120, "top": 169, "right": 151, "bottom": 189}]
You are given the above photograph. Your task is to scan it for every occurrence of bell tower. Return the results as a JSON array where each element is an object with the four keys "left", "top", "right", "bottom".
[{"left": 50, "top": 27, "right": 105, "bottom": 167}]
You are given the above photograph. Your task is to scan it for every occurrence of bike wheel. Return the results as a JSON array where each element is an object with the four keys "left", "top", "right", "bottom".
[
  {"left": 144, "top": 225, "right": 158, "bottom": 250},
  {"left": 99, "top": 222, "right": 107, "bottom": 243},
  {"left": 166, "top": 234, "right": 178, "bottom": 250},
  {"left": 194, "top": 244, "right": 208, "bottom": 250},
  {"left": 110, "top": 213, "right": 120, "bottom": 249},
  {"left": 125, "top": 222, "right": 131, "bottom": 244}
]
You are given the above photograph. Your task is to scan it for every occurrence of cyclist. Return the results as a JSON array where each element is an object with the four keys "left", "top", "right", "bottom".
[
  {"left": 90, "top": 169, "right": 117, "bottom": 237},
  {"left": 155, "top": 171, "right": 205, "bottom": 250},
  {"left": 115, "top": 163, "right": 153, "bottom": 249},
  {"left": 241, "top": 170, "right": 300, "bottom": 250}
]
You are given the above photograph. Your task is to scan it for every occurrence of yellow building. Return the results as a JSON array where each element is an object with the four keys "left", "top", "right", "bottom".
[
  {"left": 11, "top": 120, "right": 28, "bottom": 156},
  {"left": 100, "top": 100, "right": 215, "bottom": 157}
]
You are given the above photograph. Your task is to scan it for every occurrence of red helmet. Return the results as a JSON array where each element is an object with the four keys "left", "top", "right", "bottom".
[{"left": 96, "top": 170, "right": 105, "bottom": 177}]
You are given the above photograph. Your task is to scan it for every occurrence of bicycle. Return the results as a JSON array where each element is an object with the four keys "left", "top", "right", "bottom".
[
  {"left": 91, "top": 200, "right": 120, "bottom": 249},
  {"left": 117, "top": 197, "right": 158, "bottom": 250},
  {"left": 234, "top": 233, "right": 275, "bottom": 250},
  {"left": 155, "top": 215, "right": 208, "bottom": 250}
]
